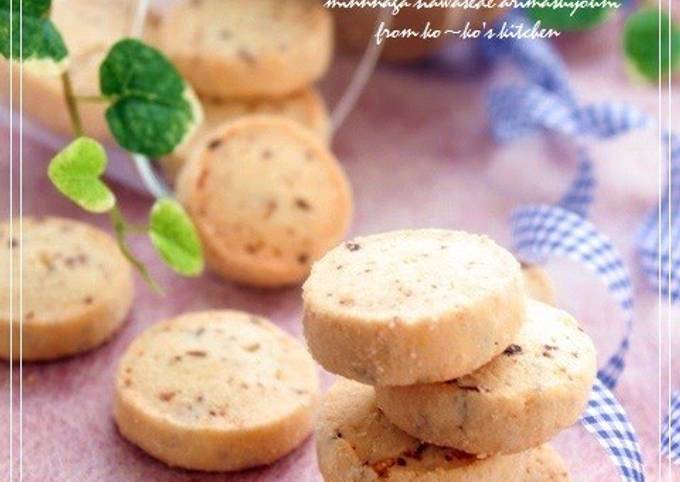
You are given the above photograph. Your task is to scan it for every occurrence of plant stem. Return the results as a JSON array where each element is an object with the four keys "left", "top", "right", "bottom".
[
  {"left": 125, "top": 223, "right": 151, "bottom": 234},
  {"left": 75, "top": 95, "right": 108, "bottom": 103},
  {"left": 110, "top": 206, "right": 163, "bottom": 294},
  {"left": 60, "top": 71, "right": 83, "bottom": 137}
]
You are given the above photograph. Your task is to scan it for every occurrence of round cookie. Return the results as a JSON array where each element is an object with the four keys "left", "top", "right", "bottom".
[
  {"left": 317, "top": 379, "right": 551, "bottom": 482},
  {"left": 157, "top": 0, "right": 333, "bottom": 99},
  {"left": 523, "top": 445, "right": 571, "bottom": 481},
  {"left": 176, "top": 115, "right": 352, "bottom": 287},
  {"left": 375, "top": 300, "right": 597, "bottom": 455},
  {"left": 522, "top": 262, "right": 556, "bottom": 306},
  {"left": 114, "top": 310, "right": 319, "bottom": 472},
  {"left": 0, "top": 217, "right": 134, "bottom": 361},
  {"left": 302, "top": 230, "right": 526, "bottom": 386},
  {"left": 161, "top": 88, "right": 330, "bottom": 183}
]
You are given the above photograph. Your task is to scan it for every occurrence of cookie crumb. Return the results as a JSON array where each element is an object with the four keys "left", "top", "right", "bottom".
[
  {"left": 503, "top": 344, "right": 522, "bottom": 356},
  {"left": 238, "top": 49, "right": 257, "bottom": 65},
  {"left": 186, "top": 350, "right": 207, "bottom": 357},
  {"left": 371, "top": 458, "right": 396, "bottom": 477},
  {"left": 244, "top": 343, "right": 260, "bottom": 352},
  {"left": 297, "top": 253, "right": 309, "bottom": 265},
  {"left": 158, "top": 391, "right": 176, "bottom": 402},
  {"left": 208, "top": 139, "right": 223, "bottom": 150},
  {"left": 295, "top": 198, "right": 311, "bottom": 211},
  {"left": 345, "top": 242, "right": 361, "bottom": 252}
]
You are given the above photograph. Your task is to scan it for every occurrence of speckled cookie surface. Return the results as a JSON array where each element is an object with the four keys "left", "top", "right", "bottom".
[
  {"left": 317, "top": 379, "right": 548, "bottom": 482},
  {"left": 524, "top": 445, "right": 572, "bottom": 481},
  {"left": 375, "top": 300, "right": 596, "bottom": 455},
  {"left": 157, "top": 0, "right": 333, "bottom": 99},
  {"left": 302, "top": 229, "right": 526, "bottom": 386},
  {"left": 0, "top": 217, "right": 134, "bottom": 360},
  {"left": 176, "top": 115, "right": 352, "bottom": 287},
  {"left": 114, "top": 310, "right": 319, "bottom": 472},
  {"left": 522, "top": 262, "right": 556, "bottom": 306},
  {"left": 161, "top": 88, "right": 329, "bottom": 182}
]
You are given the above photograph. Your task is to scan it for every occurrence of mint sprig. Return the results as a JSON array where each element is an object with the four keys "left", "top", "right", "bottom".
[
  {"left": 0, "top": 0, "right": 67, "bottom": 66},
  {"left": 1, "top": 3, "right": 205, "bottom": 291}
]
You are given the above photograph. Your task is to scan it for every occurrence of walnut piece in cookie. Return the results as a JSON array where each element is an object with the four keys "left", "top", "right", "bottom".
[
  {"left": 114, "top": 310, "right": 319, "bottom": 472},
  {"left": 0, "top": 217, "right": 133, "bottom": 361}
]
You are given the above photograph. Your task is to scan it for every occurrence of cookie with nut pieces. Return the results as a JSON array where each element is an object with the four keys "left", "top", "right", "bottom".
[
  {"left": 375, "top": 300, "right": 596, "bottom": 455},
  {"left": 302, "top": 229, "right": 526, "bottom": 386},
  {"left": 161, "top": 88, "right": 330, "bottom": 183},
  {"left": 114, "top": 310, "right": 319, "bottom": 471},
  {"left": 0, "top": 217, "right": 134, "bottom": 361},
  {"left": 176, "top": 115, "right": 352, "bottom": 287},
  {"left": 157, "top": 0, "right": 333, "bottom": 99},
  {"left": 317, "top": 379, "right": 559, "bottom": 482}
]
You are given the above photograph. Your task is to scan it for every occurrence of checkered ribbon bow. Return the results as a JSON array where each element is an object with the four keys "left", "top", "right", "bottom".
[{"left": 483, "top": 12, "right": 680, "bottom": 480}]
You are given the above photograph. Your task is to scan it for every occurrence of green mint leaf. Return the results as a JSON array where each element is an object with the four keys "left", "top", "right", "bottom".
[
  {"left": 0, "top": 11, "right": 67, "bottom": 65},
  {"left": 100, "top": 38, "right": 201, "bottom": 157},
  {"left": 527, "top": 5, "right": 612, "bottom": 31},
  {"left": 149, "top": 198, "right": 204, "bottom": 277},
  {"left": 105, "top": 91, "right": 199, "bottom": 158},
  {"left": 0, "top": 1, "right": 67, "bottom": 65},
  {"left": 624, "top": 7, "right": 680, "bottom": 81},
  {"left": 47, "top": 137, "right": 116, "bottom": 213}
]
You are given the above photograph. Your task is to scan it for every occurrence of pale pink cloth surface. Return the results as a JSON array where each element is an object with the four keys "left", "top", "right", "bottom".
[{"left": 1, "top": 21, "right": 679, "bottom": 481}]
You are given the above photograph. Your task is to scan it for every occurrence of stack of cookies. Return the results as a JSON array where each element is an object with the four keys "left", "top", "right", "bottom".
[{"left": 302, "top": 229, "right": 597, "bottom": 481}]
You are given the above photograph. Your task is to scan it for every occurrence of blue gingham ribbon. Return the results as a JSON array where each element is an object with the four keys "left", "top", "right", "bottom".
[
  {"left": 637, "top": 134, "right": 680, "bottom": 303},
  {"left": 662, "top": 392, "right": 680, "bottom": 463},
  {"left": 485, "top": 12, "right": 659, "bottom": 480},
  {"left": 652, "top": 134, "right": 680, "bottom": 461},
  {"left": 511, "top": 204, "right": 643, "bottom": 481},
  {"left": 512, "top": 205, "right": 633, "bottom": 388},
  {"left": 584, "top": 379, "right": 646, "bottom": 481}
]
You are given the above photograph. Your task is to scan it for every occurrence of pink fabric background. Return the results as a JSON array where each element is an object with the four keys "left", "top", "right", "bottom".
[{"left": 1, "top": 19, "right": 679, "bottom": 481}]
